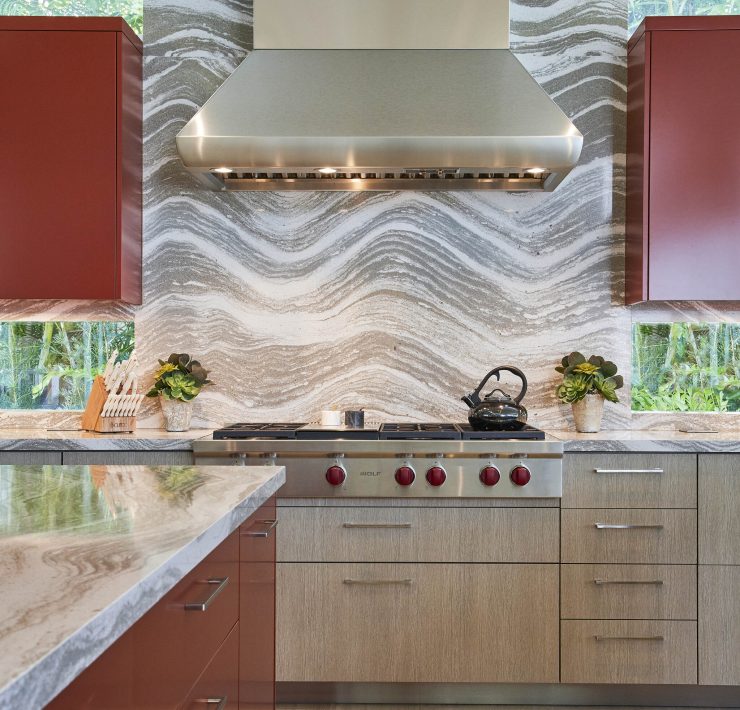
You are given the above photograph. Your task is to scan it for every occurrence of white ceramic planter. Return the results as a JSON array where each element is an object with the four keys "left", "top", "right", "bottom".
[
  {"left": 160, "top": 397, "right": 194, "bottom": 432},
  {"left": 571, "top": 392, "right": 604, "bottom": 433}
]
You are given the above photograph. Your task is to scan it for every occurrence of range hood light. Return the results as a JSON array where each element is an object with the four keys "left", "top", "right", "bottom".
[
  {"left": 212, "top": 167, "right": 233, "bottom": 174},
  {"left": 317, "top": 167, "right": 337, "bottom": 174},
  {"left": 527, "top": 168, "right": 545, "bottom": 174}
]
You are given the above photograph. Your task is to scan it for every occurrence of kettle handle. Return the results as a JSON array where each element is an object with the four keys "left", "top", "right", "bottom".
[{"left": 462, "top": 366, "right": 528, "bottom": 408}]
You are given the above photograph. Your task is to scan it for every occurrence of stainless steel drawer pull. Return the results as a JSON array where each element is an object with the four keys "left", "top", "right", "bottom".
[
  {"left": 595, "top": 635, "right": 665, "bottom": 642},
  {"left": 594, "top": 523, "right": 664, "bottom": 530},
  {"left": 192, "top": 697, "right": 228, "bottom": 709},
  {"left": 343, "top": 578, "right": 413, "bottom": 586},
  {"left": 342, "top": 522, "right": 412, "bottom": 529},
  {"left": 594, "top": 578, "right": 664, "bottom": 586},
  {"left": 184, "top": 577, "right": 229, "bottom": 611},
  {"left": 594, "top": 468, "right": 664, "bottom": 474},
  {"left": 242, "top": 519, "right": 278, "bottom": 538}
]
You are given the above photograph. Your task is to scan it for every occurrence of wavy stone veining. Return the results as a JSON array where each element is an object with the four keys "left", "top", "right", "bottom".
[
  {"left": 0, "top": 0, "right": 736, "bottom": 433},
  {"left": 0, "top": 463, "right": 284, "bottom": 709},
  {"left": 552, "top": 430, "right": 740, "bottom": 452}
]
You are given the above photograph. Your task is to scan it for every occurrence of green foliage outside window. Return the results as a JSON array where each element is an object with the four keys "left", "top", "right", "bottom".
[
  {"left": 629, "top": 0, "right": 739, "bottom": 33},
  {"left": 0, "top": 0, "right": 143, "bottom": 36},
  {"left": 632, "top": 323, "right": 740, "bottom": 412},
  {"left": 0, "top": 322, "right": 134, "bottom": 410}
]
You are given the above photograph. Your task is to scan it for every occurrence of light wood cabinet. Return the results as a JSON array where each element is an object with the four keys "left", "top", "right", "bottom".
[
  {"left": 277, "top": 506, "right": 558, "bottom": 563},
  {"left": 561, "top": 620, "right": 697, "bottom": 684},
  {"left": 561, "top": 508, "right": 696, "bottom": 564},
  {"left": 61, "top": 450, "right": 194, "bottom": 466},
  {"left": 0, "top": 451, "right": 62, "bottom": 465},
  {"left": 699, "top": 565, "right": 740, "bottom": 686},
  {"left": 277, "top": 562, "right": 558, "bottom": 684},
  {"left": 560, "top": 564, "right": 696, "bottom": 620},
  {"left": 563, "top": 453, "right": 696, "bottom": 509},
  {"left": 698, "top": 454, "right": 740, "bottom": 565}
]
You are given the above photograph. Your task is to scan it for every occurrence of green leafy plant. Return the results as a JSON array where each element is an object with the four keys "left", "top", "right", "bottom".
[
  {"left": 555, "top": 352, "right": 624, "bottom": 404},
  {"left": 146, "top": 353, "right": 212, "bottom": 402}
]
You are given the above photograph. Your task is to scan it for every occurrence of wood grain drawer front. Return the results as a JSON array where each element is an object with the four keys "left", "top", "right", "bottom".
[
  {"left": 241, "top": 496, "right": 277, "bottom": 565},
  {"left": 561, "top": 564, "right": 696, "bottom": 620},
  {"left": 561, "top": 509, "right": 696, "bottom": 564},
  {"left": 276, "top": 562, "right": 559, "bottom": 683},
  {"left": 699, "top": 565, "right": 740, "bottom": 685},
  {"left": 563, "top": 454, "right": 696, "bottom": 509},
  {"left": 133, "top": 531, "right": 239, "bottom": 707},
  {"left": 276, "top": 506, "right": 559, "bottom": 563},
  {"left": 181, "top": 621, "right": 239, "bottom": 710},
  {"left": 561, "top": 620, "right": 697, "bottom": 684},
  {"left": 699, "top": 454, "right": 740, "bottom": 564}
]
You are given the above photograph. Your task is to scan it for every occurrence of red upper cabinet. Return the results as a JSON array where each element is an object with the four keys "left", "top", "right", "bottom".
[
  {"left": 626, "top": 17, "right": 740, "bottom": 304},
  {"left": 0, "top": 18, "right": 142, "bottom": 303}
]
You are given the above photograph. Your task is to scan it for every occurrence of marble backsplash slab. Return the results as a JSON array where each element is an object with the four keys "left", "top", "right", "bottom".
[{"left": 0, "top": 0, "right": 737, "bottom": 432}]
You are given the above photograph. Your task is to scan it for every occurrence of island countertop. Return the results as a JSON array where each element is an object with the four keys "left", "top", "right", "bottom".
[{"left": 0, "top": 463, "right": 285, "bottom": 709}]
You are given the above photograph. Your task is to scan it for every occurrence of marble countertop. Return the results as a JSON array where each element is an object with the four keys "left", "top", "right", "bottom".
[
  {"left": 549, "top": 429, "right": 740, "bottom": 452},
  {"left": 1, "top": 426, "right": 739, "bottom": 453},
  {"left": 0, "top": 428, "right": 214, "bottom": 450},
  {"left": 0, "top": 463, "right": 285, "bottom": 709}
]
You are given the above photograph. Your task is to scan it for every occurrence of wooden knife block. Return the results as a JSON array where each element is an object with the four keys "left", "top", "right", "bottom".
[{"left": 81, "top": 376, "right": 137, "bottom": 433}]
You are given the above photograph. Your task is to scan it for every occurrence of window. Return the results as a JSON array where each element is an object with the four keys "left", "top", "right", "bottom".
[
  {"left": 0, "top": 322, "right": 134, "bottom": 410},
  {"left": 1, "top": 0, "right": 143, "bottom": 36},
  {"left": 632, "top": 323, "right": 740, "bottom": 412},
  {"left": 629, "top": 0, "right": 739, "bottom": 34}
]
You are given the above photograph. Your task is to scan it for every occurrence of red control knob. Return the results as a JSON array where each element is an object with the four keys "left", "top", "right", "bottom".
[
  {"left": 510, "top": 465, "right": 531, "bottom": 486},
  {"left": 426, "top": 466, "right": 447, "bottom": 487},
  {"left": 479, "top": 466, "right": 501, "bottom": 486},
  {"left": 395, "top": 466, "right": 416, "bottom": 486},
  {"left": 325, "top": 465, "right": 346, "bottom": 486}
]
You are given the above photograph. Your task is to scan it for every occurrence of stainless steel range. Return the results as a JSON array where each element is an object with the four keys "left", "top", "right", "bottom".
[{"left": 193, "top": 422, "right": 563, "bottom": 498}]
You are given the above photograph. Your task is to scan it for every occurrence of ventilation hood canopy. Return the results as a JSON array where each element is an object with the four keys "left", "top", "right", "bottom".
[{"left": 176, "top": 0, "right": 583, "bottom": 192}]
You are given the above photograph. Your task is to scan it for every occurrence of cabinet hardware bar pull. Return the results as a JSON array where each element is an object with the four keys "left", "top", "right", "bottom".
[
  {"left": 594, "top": 635, "right": 664, "bottom": 642},
  {"left": 594, "top": 468, "right": 663, "bottom": 474},
  {"left": 192, "top": 697, "right": 228, "bottom": 709},
  {"left": 594, "top": 578, "right": 664, "bottom": 585},
  {"left": 242, "top": 519, "right": 278, "bottom": 538},
  {"left": 184, "top": 577, "right": 229, "bottom": 611},
  {"left": 343, "top": 578, "right": 413, "bottom": 586},
  {"left": 594, "top": 523, "right": 664, "bottom": 530},
  {"left": 342, "top": 522, "right": 412, "bottom": 529}
]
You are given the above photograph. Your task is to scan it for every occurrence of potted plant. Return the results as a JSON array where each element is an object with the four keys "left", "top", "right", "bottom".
[
  {"left": 147, "top": 353, "right": 212, "bottom": 432},
  {"left": 555, "top": 352, "right": 623, "bottom": 433}
]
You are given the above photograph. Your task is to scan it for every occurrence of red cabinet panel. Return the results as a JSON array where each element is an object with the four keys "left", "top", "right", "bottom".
[
  {"left": 626, "top": 17, "right": 740, "bottom": 303},
  {"left": 240, "top": 498, "right": 277, "bottom": 710},
  {"left": 0, "top": 18, "right": 142, "bottom": 303}
]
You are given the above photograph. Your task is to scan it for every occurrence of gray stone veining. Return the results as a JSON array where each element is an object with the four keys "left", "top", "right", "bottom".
[
  {"left": 0, "top": 0, "right": 737, "bottom": 434},
  {"left": 0, "top": 428, "right": 213, "bottom": 451},
  {"left": 0, "top": 463, "right": 284, "bottom": 709}
]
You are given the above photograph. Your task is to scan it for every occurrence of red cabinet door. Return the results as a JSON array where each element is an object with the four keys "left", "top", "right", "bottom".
[
  {"left": 239, "top": 499, "right": 277, "bottom": 710},
  {"left": 0, "top": 18, "right": 141, "bottom": 303},
  {"left": 648, "top": 29, "right": 740, "bottom": 300}
]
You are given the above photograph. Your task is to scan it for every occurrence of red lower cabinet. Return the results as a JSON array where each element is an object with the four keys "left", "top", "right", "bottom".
[
  {"left": 46, "top": 500, "right": 277, "bottom": 709},
  {"left": 239, "top": 499, "right": 277, "bottom": 710},
  {"left": 181, "top": 622, "right": 240, "bottom": 710}
]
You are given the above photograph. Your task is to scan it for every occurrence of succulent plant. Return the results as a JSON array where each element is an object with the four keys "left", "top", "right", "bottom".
[
  {"left": 555, "top": 352, "right": 623, "bottom": 404},
  {"left": 147, "top": 353, "right": 212, "bottom": 402}
]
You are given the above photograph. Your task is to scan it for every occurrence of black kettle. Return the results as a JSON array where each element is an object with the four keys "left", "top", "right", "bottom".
[{"left": 462, "top": 366, "right": 528, "bottom": 431}]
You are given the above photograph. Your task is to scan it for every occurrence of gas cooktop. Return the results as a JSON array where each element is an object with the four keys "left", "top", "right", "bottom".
[{"left": 212, "top": 422, "right": 546, "bottom": 441}]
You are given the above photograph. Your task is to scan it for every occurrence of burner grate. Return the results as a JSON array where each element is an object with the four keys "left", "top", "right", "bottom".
[
  {"left": 212, "top": 423, "right": 306, "bottom": 440},
  {"left": 379, "top": 423, "right": 462, "bottom": 440},
  {"left": 457, "top": 423, "right": 546, "bottom": 440}
]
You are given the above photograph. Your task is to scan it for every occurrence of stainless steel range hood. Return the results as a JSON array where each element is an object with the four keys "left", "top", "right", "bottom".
[{"left": 176, "top": 0, "right": 583, "bottom": 192}]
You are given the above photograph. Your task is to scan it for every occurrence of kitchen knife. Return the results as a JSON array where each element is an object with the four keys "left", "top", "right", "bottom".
[{"left": 103, "top": 351, "right": 118, "bottom": 386}]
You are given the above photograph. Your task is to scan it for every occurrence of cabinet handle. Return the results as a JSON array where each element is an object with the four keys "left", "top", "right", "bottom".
[
  {"left": 242, "top": 519, "right": 278, "bottom": 538},
  {"left": 594, "top": 635, "right": 664, "bottom": 642},
  {"left": 594, "top": 523, "right": 664, "bottom": 530},
  {"left": 594, "top": 578, "right": 664, "bottom": 586},
  {"left": 343, "top": 578, "right": 413, "bottom": 586},
  {"left": 342, "top": 522, "right": 412, "bottom": 529},
  {"left": 184, "top": 577, "right": 229, "bottom": 611},
  {"left": 192, "top": 697, "right": 228, "bottom": 709},
  {"left": 594, "top": 468, "right": 663, "bottom": 474}
]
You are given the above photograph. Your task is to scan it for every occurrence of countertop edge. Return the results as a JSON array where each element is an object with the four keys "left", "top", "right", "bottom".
[{"left": 0, "top": 466, "right": 285, "bottom": 710}]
